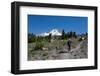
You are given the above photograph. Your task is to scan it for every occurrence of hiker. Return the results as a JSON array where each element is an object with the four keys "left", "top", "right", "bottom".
[{"left": 67, "top": 39, "right": 72, "bottom": 51}]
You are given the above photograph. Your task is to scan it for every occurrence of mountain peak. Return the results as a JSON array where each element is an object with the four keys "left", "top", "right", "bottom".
[
  {"left": 38, "top": 29, "right": 62, "bottom": 36},
  {"left": 49, "top": 29, "right": 61, "bottom": 36}
]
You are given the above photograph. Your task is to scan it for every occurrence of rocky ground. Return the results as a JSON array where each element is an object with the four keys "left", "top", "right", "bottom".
[{"left": 28, "top": 39, "right": 88, "bottom": 61}]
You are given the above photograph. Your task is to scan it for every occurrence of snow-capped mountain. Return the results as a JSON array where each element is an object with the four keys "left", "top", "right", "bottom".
[
  {"left": 38, "top": 29, "right": 62, "bottom": 36},
  {"left": 49, "top": 29, "right": 62, "bottom": 36}
]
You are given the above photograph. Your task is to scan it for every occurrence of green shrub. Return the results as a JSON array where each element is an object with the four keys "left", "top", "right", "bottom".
[
  {"left": 28, "top": 38, "right": 36, "bottom": 43},
  {"left": 34, "top": 42, "right": 44, "bottom": 50},
  {"left": 78, "top": 38, "right": 83, "bottom": 41},
  {"left": 42, "top": 53, "right": 48, "bottom": 56},
  {"left": 80, "top": 46, "right": 84, "bottom": 49}
]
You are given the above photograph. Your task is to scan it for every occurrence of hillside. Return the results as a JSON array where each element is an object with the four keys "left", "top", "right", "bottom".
[{"left": 28, "top": 38, "right": 88, "bottom": 60}]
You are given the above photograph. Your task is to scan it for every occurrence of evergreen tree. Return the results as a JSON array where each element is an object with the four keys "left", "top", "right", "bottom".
[
  {"left": 62, "top": 29, "right": 65, "bottom": 39},
  {"left": 28, "top": 33, "right": 36, "bottom": 43},
  {"left": 48, "top": 33, "right": 52, "bottom": 42},
  {"left": 73, "top": 32, "right": 77, "bottom": 38},
  {"left": 69, "top": 31, "right": 72, "bottom": 37}
]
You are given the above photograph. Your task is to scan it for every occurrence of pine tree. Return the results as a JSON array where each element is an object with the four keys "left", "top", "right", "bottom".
[
  {"left": 73, "top": 32, "right": 77, "bottom": 38},
  {"left": 48, "top": 33, "right": 52, "bottom": 42},
  {"left": 62, "top": 29, "right": 65, "bottom": 39}
]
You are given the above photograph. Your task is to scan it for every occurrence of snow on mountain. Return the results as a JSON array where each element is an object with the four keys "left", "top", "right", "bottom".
[
  {"left": 38, "top": 29, "right": 62, "bottom": 36},
  {"left": 49, "top": 29, "right": 62, "bottom": 36}
]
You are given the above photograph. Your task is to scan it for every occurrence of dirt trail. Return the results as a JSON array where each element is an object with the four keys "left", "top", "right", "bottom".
[
  {"left": 71, "top": 41, "right": 84, "bottom": 52},
  {"left": 56, "top": 41, "right": 84, "bottom": 59}
]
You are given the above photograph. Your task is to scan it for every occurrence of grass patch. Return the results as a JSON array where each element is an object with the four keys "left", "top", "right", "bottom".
[{"left": 80, "top": 46, "right": 84, "bottom": 49}]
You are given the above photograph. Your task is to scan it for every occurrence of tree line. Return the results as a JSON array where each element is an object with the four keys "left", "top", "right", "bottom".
[
  {"left": 61, "top": 30, "right": 77, "bottom": 39},
  {"left": 28, "top": 30, "right": 85, "bottom": 43}
]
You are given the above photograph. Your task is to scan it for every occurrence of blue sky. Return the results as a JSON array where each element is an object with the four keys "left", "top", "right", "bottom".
[{"left": 28, "top": 15, "right": 88, "bottom": 34}]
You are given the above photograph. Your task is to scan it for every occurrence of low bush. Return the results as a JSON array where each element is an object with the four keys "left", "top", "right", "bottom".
[
  {"left": 80, "top": 46, "right": 84, "bottom": 49},
  {"left": 78, "top": 38, "right": 83, "bottom": 41},
  {"left": 34, "top": 42, "right": 44, "bottom": 50}
]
